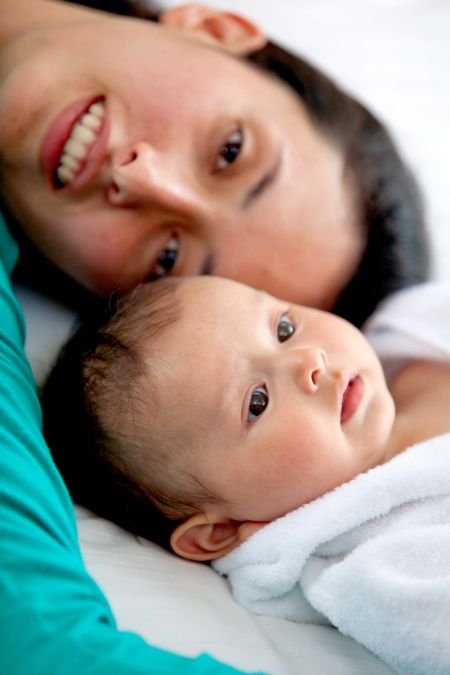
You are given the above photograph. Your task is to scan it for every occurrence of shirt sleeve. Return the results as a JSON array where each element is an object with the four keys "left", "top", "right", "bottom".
[
  {"left": 363, "top": 282, "right": 450, "bottom": 383},
  {"left": 0, "top": 215, "right": 261, "bottom": 675}
]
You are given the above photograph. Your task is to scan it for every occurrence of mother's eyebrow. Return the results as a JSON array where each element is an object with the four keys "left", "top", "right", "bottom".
[
  {"left": 201, "top": 149, "right": 282, "bottom": 276},
  {"left": 241, "top": 148, "right": 283, "bottom": 210},
  {"left": 201, "top": 253, "right": 214, "bottom": 276}
]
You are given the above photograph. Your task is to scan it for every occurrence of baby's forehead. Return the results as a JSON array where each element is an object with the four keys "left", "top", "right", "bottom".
[
  {"left": 146, "top": 276, "right": 239, "bottom": 359},
  {"left": 178, "top": 275, "right": 232, "bottom": 295},
  {"left": 176, "top": 275, "right": 257, "bottom": 306}
]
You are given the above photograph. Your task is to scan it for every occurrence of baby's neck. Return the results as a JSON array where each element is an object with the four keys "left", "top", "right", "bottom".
[{"left": 388, "top": 359, "right": 450, "bottom": 459}]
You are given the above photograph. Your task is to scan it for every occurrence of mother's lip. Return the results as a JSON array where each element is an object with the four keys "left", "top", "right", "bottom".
[
  {"left": 40, "top": 96, "right": 109, "bottom": 192},
  {"left": 340, "top": 374, "right": 364, "bottom": 424}
]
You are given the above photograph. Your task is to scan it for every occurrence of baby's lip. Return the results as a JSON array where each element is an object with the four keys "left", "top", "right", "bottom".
[
  {"left": 340, "top": 373, "right": 364, "bottom": 424},
  {"left": 40, "top": 95, "right": 109, "bottom": 192}
]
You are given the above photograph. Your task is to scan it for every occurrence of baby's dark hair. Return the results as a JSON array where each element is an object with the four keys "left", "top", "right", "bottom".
[{"left": 42, "top": 279, "right": 215, "bottom": 550}]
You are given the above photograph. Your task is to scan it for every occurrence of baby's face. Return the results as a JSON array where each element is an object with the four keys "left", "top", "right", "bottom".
[{"left": 150, "top": 277, "right": 395, "bottom": 523}]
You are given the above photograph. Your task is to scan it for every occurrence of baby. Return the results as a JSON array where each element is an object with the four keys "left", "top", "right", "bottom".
[{"left": 41, "top": 276, "right": 450, "bottom": 561}]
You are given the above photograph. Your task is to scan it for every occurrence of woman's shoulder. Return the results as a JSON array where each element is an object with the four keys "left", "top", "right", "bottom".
[
  {"left": 0, "top": 212, "right": 20, "bottom": 279},
  {"left": 0, "top": 212, "right": 26, "bottom": 349},
  {"left": 364, "top": 281, "right": 450, "bottom": 342},
  {"left": 363, "top": 282, "right": 450, "bottom": 383},
  {"left": 365, "top": 282, "right": 450, "bottom": 328}
]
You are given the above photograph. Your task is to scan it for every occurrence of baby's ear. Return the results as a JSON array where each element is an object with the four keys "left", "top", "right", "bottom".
[
  {"left": 159, "top": 4, "right": 267, "bottom": 55},
  {"left": 170, "top": 513, "right": 267, "bottom": 561}
]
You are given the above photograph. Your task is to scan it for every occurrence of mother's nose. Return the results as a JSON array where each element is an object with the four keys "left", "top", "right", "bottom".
[
  {"left": 288, "top": 347, "right": 328, "bottom": 394},
  {"left": 107, "top": 141, "right": 204, "bottom": 214}
]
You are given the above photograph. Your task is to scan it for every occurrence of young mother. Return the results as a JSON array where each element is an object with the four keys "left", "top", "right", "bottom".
[
  {"left": 2, "top": 0, "right": 427, "bottom": 326},
  {"left": 0, "top": 1, "right": 428, "bottom": 674}
]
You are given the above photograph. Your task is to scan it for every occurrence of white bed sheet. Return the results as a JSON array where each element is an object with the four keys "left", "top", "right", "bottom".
[{"left": 17, "top": 1, "right": 450, "bottom": 673}]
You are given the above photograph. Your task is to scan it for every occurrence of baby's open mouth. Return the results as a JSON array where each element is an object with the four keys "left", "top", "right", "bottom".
[
  {"left": 54, "top": 99, "right": 105, "bottom": 187},
  {"left": 340, "top": 375, "right": 364, "bottom": 424}
]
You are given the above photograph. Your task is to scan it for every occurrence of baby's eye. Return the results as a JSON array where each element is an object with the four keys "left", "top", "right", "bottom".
[
  {"left": 277, "top": 315, "right": 295, "bottom": 343},
  {"left": 247, "top": 386, "right": 269, "bottom": 423},
  {"left": 215, "top": 127, "right": 243, "bottom": 172},
  {"left": 149, "top": 235, "right": 179, "bottom": 280}
]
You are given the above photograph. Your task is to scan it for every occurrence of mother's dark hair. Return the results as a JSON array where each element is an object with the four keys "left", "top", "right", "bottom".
[
  {"left": 27, "top": 0, "right": 429, "bottom": 325},
  {"left": 247, "top": 42, "right": 428, "bottom": 325}
]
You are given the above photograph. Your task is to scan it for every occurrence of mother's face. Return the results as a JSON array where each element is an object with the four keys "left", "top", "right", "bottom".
[{"left": 0, "top": 2, "right": 363, "bottom": 310}]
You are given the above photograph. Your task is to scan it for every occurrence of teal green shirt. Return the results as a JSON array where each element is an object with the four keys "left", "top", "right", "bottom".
[{"left": 0, "top": 215, "right": 263, "bottom": 675}]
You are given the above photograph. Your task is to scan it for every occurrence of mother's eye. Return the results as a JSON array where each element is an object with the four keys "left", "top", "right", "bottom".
[
  {"left": 247, "top": 386, "right": 269, "bottom": 423},
  {"left": 277, "top": 315, "right": 295, "bottom": 343},
  {"left": 215, "top": 127, "right": 243, "bottom": 172},
  {"left": 149, "top": 234, "right": 179, "bottom": 280}
]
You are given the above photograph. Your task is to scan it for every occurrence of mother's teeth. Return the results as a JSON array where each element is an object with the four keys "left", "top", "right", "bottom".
[
  {"left": 80, "top": 112, "right": 102, "bottom": 130},
  {"left": 64, "top": 138, "right": 88, "bottom": 160},
  {"left": 55, "top": 99, "right": 105, "bottom": 185},
  {"left": 89, "top": 102, "right": 105, "bottom": 118},
  {"left": 57, "top": 165, "right": 75, "bottom": 183},
  {"left": 71, "top": 123, "right": 96, "bottom": 145},
  {"left": 59, "top": 153, "right": 80, "bottom": 171}
]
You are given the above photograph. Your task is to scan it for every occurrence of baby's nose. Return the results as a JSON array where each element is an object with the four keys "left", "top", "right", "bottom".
[{"left": 292, "top": 347, "right": 328, "bottom": 393}]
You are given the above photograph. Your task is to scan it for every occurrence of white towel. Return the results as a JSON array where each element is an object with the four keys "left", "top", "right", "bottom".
[{"left": 214, "top": 434, "right": 450, "bottom": 675}]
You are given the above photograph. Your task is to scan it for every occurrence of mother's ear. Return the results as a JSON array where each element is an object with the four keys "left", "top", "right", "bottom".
[
  {"left": 159, "top": 3, "right": 267, "bottom": 55},
  {"left": 170, "top": 512, "right": 267, "bottom": 561}
]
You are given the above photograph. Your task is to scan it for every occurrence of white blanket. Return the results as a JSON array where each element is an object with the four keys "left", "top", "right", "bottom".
[{"left": 214, "top": 434, "right": 450, "bottom": 675}]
